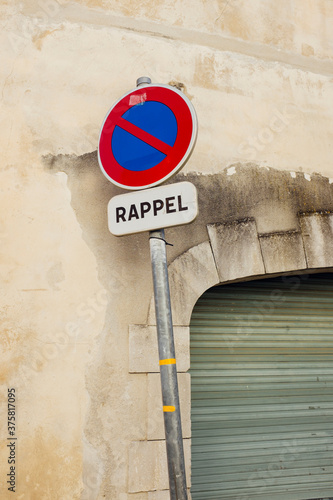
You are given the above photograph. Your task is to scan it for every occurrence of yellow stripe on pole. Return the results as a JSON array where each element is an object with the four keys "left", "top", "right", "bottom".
[
  {"left": 163, "top": 406, "right": 176, "bottom": 412},
  {"left": 159, "top": 358, "right": 176, "bottom": 365}
]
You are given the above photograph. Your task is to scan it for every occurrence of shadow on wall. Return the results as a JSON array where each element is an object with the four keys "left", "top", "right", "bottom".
[{"left": 44, "top": 152, "right": 333, "bottom": 264}]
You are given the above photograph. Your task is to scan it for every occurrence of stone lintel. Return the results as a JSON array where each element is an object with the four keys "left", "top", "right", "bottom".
[
  {"left": 147, "top": 241, "right": 220, "bottom": 326},
  {"left": 300, "top": 212, "right": 333, "bottom": 268},
  {"left": 207, "top": 219, "right": 265, "bottom": 282},
  {"left": 259, "top": 230, "right": 307, "bottom": 274}
]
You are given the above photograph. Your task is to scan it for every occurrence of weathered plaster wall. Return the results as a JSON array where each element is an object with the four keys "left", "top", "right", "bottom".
[
  {"left": 2, "top": 1, "right": 333, "bottom": 175},
  {"left": 1, "top": 0, "right": 333, "bottom": 499},
  {"left": 0, "top": 164, "right": 107, "bottom": 498}
]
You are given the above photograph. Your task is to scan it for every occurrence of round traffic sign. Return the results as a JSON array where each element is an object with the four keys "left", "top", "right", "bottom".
[{"left": 98, "top": 84, "right": 197, "bottom": 190}]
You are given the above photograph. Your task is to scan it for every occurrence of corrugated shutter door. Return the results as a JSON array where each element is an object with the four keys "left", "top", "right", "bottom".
[{"left": 190, "top": 273, "right": 333, "bottom": 500}]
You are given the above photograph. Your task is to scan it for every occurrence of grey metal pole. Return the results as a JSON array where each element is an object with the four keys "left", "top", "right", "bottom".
[{"left": 149, "top": 229, "right": 188, "bottom": 500}]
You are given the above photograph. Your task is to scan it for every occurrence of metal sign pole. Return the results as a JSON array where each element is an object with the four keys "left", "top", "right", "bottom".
[{"left": 149, "top": 229, "right": 188, "bottom": 500}]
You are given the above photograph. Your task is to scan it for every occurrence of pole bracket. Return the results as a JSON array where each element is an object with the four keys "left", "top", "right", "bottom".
[{"left": 149, "top": 235, "right": 174, "bottom": 246}]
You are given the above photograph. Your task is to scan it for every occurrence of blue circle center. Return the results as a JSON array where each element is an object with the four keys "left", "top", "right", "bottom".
[{"left": 112, "top": 101, "right": 177, "bottom": 172}]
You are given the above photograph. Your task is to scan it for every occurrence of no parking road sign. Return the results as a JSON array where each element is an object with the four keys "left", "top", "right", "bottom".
[{"left": 98, "top": 84, "right": 197, "bottom": 190}]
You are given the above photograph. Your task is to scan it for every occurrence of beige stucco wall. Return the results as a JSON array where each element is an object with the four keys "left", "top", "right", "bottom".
[{"left": 1, "top": 1, "right": 333, "bottom": 499}]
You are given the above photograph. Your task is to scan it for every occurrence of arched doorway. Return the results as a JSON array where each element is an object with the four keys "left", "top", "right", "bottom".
[{"left": 190, "top": 273, "right": 333, "bottom": 500}]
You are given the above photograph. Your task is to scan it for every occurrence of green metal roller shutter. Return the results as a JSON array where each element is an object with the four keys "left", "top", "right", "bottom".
[{"left": 190, "top": 273, "right": 333, "bottom": 500}]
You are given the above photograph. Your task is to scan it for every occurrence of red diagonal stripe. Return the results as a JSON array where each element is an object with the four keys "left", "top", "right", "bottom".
[{"left": 117, "top": 117, "right": 173, "bottom": 156}]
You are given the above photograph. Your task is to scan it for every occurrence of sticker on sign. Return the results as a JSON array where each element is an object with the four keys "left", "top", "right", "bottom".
[{"left": 108, "top": 181, "right": 198, "bottom": 236}]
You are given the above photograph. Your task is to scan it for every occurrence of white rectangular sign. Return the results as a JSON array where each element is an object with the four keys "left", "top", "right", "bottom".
[{"left": 108, "top": 181, "right": 198, "bottom": 236}]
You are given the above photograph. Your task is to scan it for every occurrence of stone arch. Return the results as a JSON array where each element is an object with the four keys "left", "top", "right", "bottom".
[
  {"left": 147, "top": 240, "right": 220, "bottom": 327},
  {"left": 147, "top": 212, "right": 333, "bottom": 329},
  {"left": 127, "top": 211, "right": 333, "bottom": 496}
]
